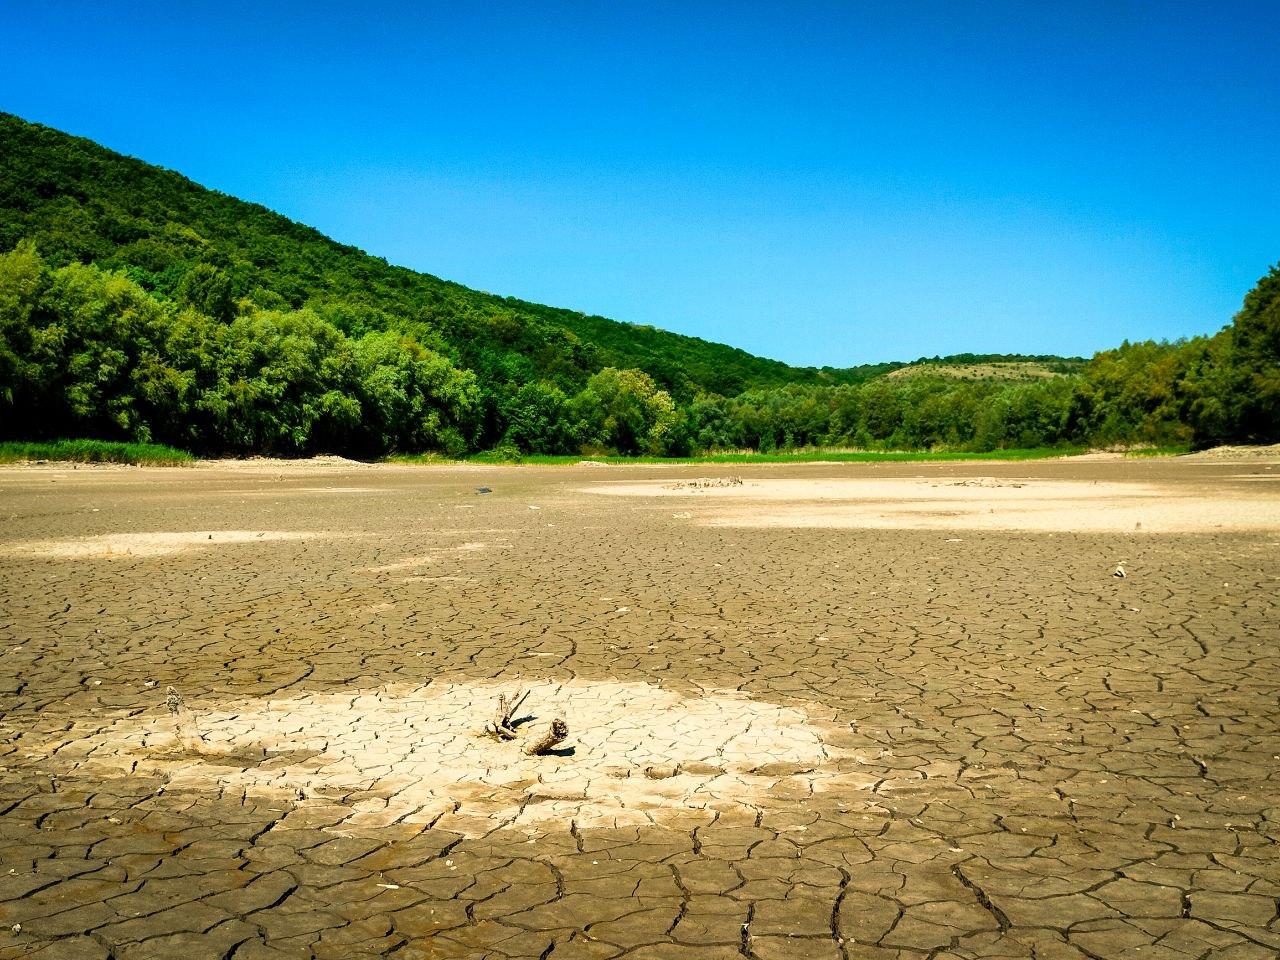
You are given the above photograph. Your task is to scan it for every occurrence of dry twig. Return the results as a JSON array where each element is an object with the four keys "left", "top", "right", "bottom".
[{"left": 164, "top": 685, "right": 204, "bottom": 752}]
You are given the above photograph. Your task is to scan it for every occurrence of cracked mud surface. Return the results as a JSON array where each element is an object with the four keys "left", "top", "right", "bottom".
[{"left": 1, "top": 458, "right": 1278, "bottom": 959}]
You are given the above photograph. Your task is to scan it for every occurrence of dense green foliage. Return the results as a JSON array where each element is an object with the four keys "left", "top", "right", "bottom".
[
  {"left": 0, "top": 112, "right": 1275, "bottom": 457},
  {"left": 0, "top": 243, "right": 478, "bottom": 455},
  {"left": 0, "top": 439, "right": 192, "bottom": 464}
]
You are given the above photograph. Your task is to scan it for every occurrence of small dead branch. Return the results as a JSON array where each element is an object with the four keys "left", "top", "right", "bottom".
[
  {"left": 485, "top": 689, "right": 527, "bottom": 740},
  {"left": 164, "top": 685, "right": 204, "bottom": 752},
  {"left": 524, "top": 718, "right": 569, "bottom": 756}
]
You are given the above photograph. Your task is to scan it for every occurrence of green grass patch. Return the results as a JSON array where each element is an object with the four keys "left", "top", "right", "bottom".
[
  {"left": 0, "top": 439, "right": 195, "bottom": 465},
  {"left": 390, "top": 446, "right": 1085, "bottom": 466}
]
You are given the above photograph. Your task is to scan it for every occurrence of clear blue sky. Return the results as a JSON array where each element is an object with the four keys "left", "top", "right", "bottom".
[{"left": 3, "top": 1, "right": 1277, "bottom": 365}]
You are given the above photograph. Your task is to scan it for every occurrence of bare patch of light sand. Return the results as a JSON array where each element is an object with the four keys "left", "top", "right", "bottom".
[
  {"left": 1181, "top": 443, "right": 1280, "bottom": 462},
  {"left": 201, "top": 454, "right": 372, "bottom": 470},
  {"left": 7, "top": 530, "right": 315, "bottom": 558},
  {"left": 580, "top": 477, "right": 1280, "bottom": 533},
  {"left": 69, "top": 680, "right": 865, "bottom": 832},
  {"left": 241, "top": 486, "right": 382, "bottom": 495}
]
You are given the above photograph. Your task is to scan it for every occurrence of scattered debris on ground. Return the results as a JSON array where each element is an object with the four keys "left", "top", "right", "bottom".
[
  {"left": 666, "top": 477, "right": 744, "bottom": 490},
  {"left": 940, "top": 479, "right": 1026, "bottom": 488}
]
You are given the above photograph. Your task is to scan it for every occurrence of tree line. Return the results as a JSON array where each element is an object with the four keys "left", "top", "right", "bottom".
[
  {"left": 1, "top": 242, "right": 1275, "bottom": 457},
  {"left": 0, "top": 111, "right": 1276, "bottom": 458}
]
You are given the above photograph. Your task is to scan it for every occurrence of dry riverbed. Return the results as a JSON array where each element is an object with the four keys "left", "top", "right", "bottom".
[{"left": 0, "top": 457, "right": 1277, "bottom": 959}]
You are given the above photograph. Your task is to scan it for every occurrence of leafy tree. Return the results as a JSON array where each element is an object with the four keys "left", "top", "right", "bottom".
[
  {"left": 502, "top": 381, "right": 578, "bottom": 453},
  {"left": 668, "top": 394, "right": 745, "bottom": 455},
  {"left": 574, "top": 367, "right": 677, "bottom": 455},
  {"left": 859, "top": 380, "right": 904, "bottom": 442},
  {"left": 1222, "top": 264, "right": 1280, "bottom": 441},
  {"left": 351, "top": 330, "right": 477, "bottom": 455},
  {"left": 176, "top": 263, "right": 234, "bottom": 323},
  {"left": 0, "top": 241, "right": 43, "bottom": 405}
]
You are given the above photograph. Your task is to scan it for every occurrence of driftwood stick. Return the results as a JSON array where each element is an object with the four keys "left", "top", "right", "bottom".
[
  {"left": 508, "top": 688, "right": 530, "bottom": 721},
  {"left": 524, "top": 718, "right": 569, "bottom": 756},
  {"left": 485, "top": 688, "right": 525, "bottom": 740},
  {"left": 164, "top": 685, "right": 204, "bottom": 752}
]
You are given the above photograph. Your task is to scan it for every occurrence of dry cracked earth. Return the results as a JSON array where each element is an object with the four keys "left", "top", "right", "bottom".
[{"left": 0, "top": 457, "right": 1278, "bottom": 960}]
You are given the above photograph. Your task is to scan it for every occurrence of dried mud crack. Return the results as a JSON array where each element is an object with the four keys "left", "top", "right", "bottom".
[{"left": 0, "top": 457, "right": 1278, "bottom": 959}]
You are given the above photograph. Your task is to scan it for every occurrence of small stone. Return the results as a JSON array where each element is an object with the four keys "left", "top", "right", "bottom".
[{"left": 643, "top": 764, "right": 680, "bottom": 780}]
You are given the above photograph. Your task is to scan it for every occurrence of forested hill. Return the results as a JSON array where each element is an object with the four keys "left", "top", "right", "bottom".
[
  {"left": 0, "top": 112, "right": 883, "bottom": 399},
  {"left": 1, "top": 112, "right": 1275, "bottom": 457}
]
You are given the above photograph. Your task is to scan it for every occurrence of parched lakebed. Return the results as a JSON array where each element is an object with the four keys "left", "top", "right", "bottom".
[{"left": 1, "top": 457, "right": 1278, "bottom": 959}]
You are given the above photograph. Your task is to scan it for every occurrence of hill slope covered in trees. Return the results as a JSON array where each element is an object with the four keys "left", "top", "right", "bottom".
[{"left": 1, "top": 112, "right": 1275, "bottom": 456}]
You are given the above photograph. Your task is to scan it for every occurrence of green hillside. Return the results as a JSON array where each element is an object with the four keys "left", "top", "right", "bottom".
[
  {"left": 0, "top": 113, "right": 883, "bottom": 401},
  {"left": 1, "top": 112, "right": 1275, "bottom": 457}
]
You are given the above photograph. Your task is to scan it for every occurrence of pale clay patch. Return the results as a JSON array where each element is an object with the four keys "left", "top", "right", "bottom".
[
  {"left": 68, "top": 680, "right": 865, "bottom": 833},
  {"left": 580, "top": 477, "right": 1280, "bottom": 533},
  {"left": 6, "top": 530, "right": 315, "bottom": 558}
]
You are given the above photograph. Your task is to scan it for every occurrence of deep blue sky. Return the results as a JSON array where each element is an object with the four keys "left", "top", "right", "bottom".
[{"left": 3, "top": 2, "right": 1278, "bottom": 365}]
